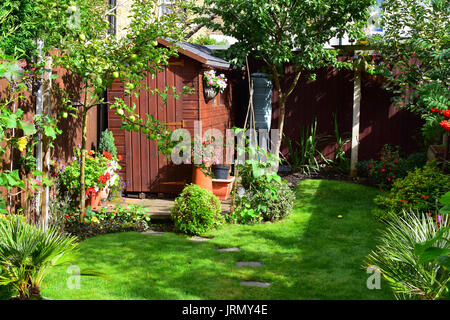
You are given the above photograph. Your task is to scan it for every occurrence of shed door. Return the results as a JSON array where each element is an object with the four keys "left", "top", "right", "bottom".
[{"left": 124, "top": 66, "right": 187, "bottom": 193}]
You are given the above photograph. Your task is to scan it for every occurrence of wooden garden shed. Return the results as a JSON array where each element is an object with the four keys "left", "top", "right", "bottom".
[{"left": 107, "top": 39, "right": 232, "bottom": 195}]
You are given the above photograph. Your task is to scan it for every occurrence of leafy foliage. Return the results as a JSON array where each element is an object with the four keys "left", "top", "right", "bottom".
[
  {"left": 373, "top": 162, "right": 450, "bottom": 220},
  {"left": 0, "top": 57, "right": 61, "bottom": 215},
  {"left": 171, "top": 184, "right": 223, "bottom": 235},
  {"left": 283, "top": 119, "right": 329, "bottom": 175},
  {"left": 194, "top": 0, "right": 375, "bottom": 165},
  {"left": 372, "top": 0, "right": 449, "bottom": 139},
  {"left": 365, "top": 210, "right": 449, "bottom": 300}
]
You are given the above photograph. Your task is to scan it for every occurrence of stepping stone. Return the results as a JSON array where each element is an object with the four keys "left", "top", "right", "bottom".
[
  {"left": 189, "top": 236, "right": 211, "bottom": 242},
  {"left": 141, "top": 230, "right": 165, "bottom": 235},
  {"left": 216, "top": 247, "right": 241, "bottom": 252},
  {"left": 240, "top": 281, "right": 271, "bottom": 288},
  {"left": 236, "top": 261, "right": 263, "bottom": 267}
]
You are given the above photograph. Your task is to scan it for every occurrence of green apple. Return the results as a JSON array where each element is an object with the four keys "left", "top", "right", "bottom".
[
  {"left": 95, "top": 78, "right": 103, "bottom": 86},
  {"left": 129, "top": 115, "right": 136, "bottom": 122},
  {"left": 149, "top": 133, "right": 157, "bottom": 140},
  {"left": 151, "top": 40, "right": 158, "bottom": 47},
  {"left": 154, "top": 58, "right": 161, "bottom": 64},
  {"left": 142, "top": 127, "right": 150, "bottom": 134},
  {"left": 112, "top": 71, "right": 120, "bottom": 79},
  {"left": 130, "top": 54, "right": 138, "bottom": 61},
  {"left": 62, "top": 112, "right": 68, "bottom": 119},
  {"left": 79, "top": 33, "right": 86, "bottom": 41},
  {"left": 133, "top": 125, "right": 140, "bottom": 132},
  {"left": 125, "top": 82, "right": 135, "bottom": 90},
  {"left": 117, "top": 109, "right": 124, "bottom": 116}
]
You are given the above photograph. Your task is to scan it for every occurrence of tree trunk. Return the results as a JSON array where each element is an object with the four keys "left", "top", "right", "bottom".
[{"left": 270, "top": 65, "right": 301, "bottom": 173}]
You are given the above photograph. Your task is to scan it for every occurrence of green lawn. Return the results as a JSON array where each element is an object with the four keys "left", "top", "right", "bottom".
[{"left": 4, "top": 179, "right": 394, "bottom": 299}]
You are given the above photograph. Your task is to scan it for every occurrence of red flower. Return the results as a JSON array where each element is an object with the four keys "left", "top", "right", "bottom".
[
  {"left": 103, "top": 151, "right": 113, "bottom": 160},
  {"left": 421, "top": 195, "right": 429, "bottom": 200},
  {"left": 442, "top": 110, "right": 450, "bottom": 118},
  {"left": 88, "top": 150, "right": 94, "bottom": 156},
  {"left": 440, "top": 120, "right": 450, "bottom": 132},
  {"left": 118, "top": 154, "right": 123, "bottom": 161},
  {"left": 86, "top": 187, "right": 96, "bottom": 197},
  {"left": 411, "top": 52, "right": 415, "bottom": 57},
  {"left": 400, "top": 199, "right": 408, "bottom": 204}
]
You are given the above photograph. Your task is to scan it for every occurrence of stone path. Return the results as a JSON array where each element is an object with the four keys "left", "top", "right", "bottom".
[
  {"left": 240, "top": 281, "right": 271, "bottom": 288},
  {"left": 215, "top": 246, "right": 270, "bottom": 288},
  {"left": 216, "top": 247, "right": 241, "bottom": 252},
  {"left": 189, "top": 236, "right": 211, "bottom": 242},
  {"left": 141, "top": 230, "right": 165, "bottom": 235},
  {"left": 236, "top": 261, "right": 263, "bottom": 267}
]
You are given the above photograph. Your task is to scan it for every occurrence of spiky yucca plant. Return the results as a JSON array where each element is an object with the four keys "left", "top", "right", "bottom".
[
  {"left": 365, "top": 211, "right": 450, "bottom": 300},
  {"left": 0, "top": 215, "right": 78, "bottom": 299}
]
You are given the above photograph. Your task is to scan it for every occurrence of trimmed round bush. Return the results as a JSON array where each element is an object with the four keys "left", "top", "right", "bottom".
[{"left": 171, "top": 184, "right": 223, "bottom": 235}]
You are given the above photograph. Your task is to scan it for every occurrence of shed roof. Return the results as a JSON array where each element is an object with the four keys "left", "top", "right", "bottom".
[{"left": 158, "top": 38, "right": 230, "bottom": 70}]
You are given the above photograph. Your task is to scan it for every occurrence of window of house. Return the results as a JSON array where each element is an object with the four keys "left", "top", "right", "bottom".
[{"left": 158, "top": 0, "right": 174, "bottom": 18}]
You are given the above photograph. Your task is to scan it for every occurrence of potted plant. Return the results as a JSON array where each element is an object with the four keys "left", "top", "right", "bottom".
[
  {"left": 56, "top": 147, "right": 121, "bottom": 210},
  {"left": 203, "top": 69, "right": 227, "bottom": 102},
  {"left": 212, "top": 164, "right": 230, "bottom": 179},
  {"left": 191, "top": 136, "right": 222, "bottom": 192}
]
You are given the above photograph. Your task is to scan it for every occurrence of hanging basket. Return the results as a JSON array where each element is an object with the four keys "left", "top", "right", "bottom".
[{"left": 203, "top": 81, "right": 220, "bottom": 102}]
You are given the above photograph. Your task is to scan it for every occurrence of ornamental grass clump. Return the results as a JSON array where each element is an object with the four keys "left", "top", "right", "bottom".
[
  {"left": 0, "top": 215, "right": 78, "bottom": 300},
  {"left": 171, "top": 184, "right": 223, "bottom": 235},
  {"left": 365, "top": 210, "right": 449, "bottom": 300}
]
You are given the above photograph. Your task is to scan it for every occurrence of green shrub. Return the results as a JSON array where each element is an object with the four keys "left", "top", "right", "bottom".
[
  {"left": 234, "top": 176, "right": 295, "bottom": 224},
  {"left": 98, "top": 129, "right": 117, "bottom": 158},
  {"left": 373, "top": 161, "right": 450, "bottom": 221},
  {"left": 171, "top": 184, "right": 223, "bottom": 235},
  {"left": 365, "top": 211, "right": 449, "bottom": 300},
  {"left": 403, "top": 152, "right": 428, "bottom": 172},
  {"left": 368, "top": 145, "right": 407, "bottom": 190}
]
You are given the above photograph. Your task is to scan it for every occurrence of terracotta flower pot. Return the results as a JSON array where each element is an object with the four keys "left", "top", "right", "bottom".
[
  {"left": 86, "top": 189, "right": 102, "bottom": 209},
  {"left": 99, "top": 187, "right": 110, "bottom": 200},
  {"left": 212, "top": 176, "right": 235, "bottom": 201},
  {"left": 192, "top": 165, "right": 213, "bottom": 193}
]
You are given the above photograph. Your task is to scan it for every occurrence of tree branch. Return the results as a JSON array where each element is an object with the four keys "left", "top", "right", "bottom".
[{"left": 184, "top": 13, "right": 217, "bottom": 40}]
